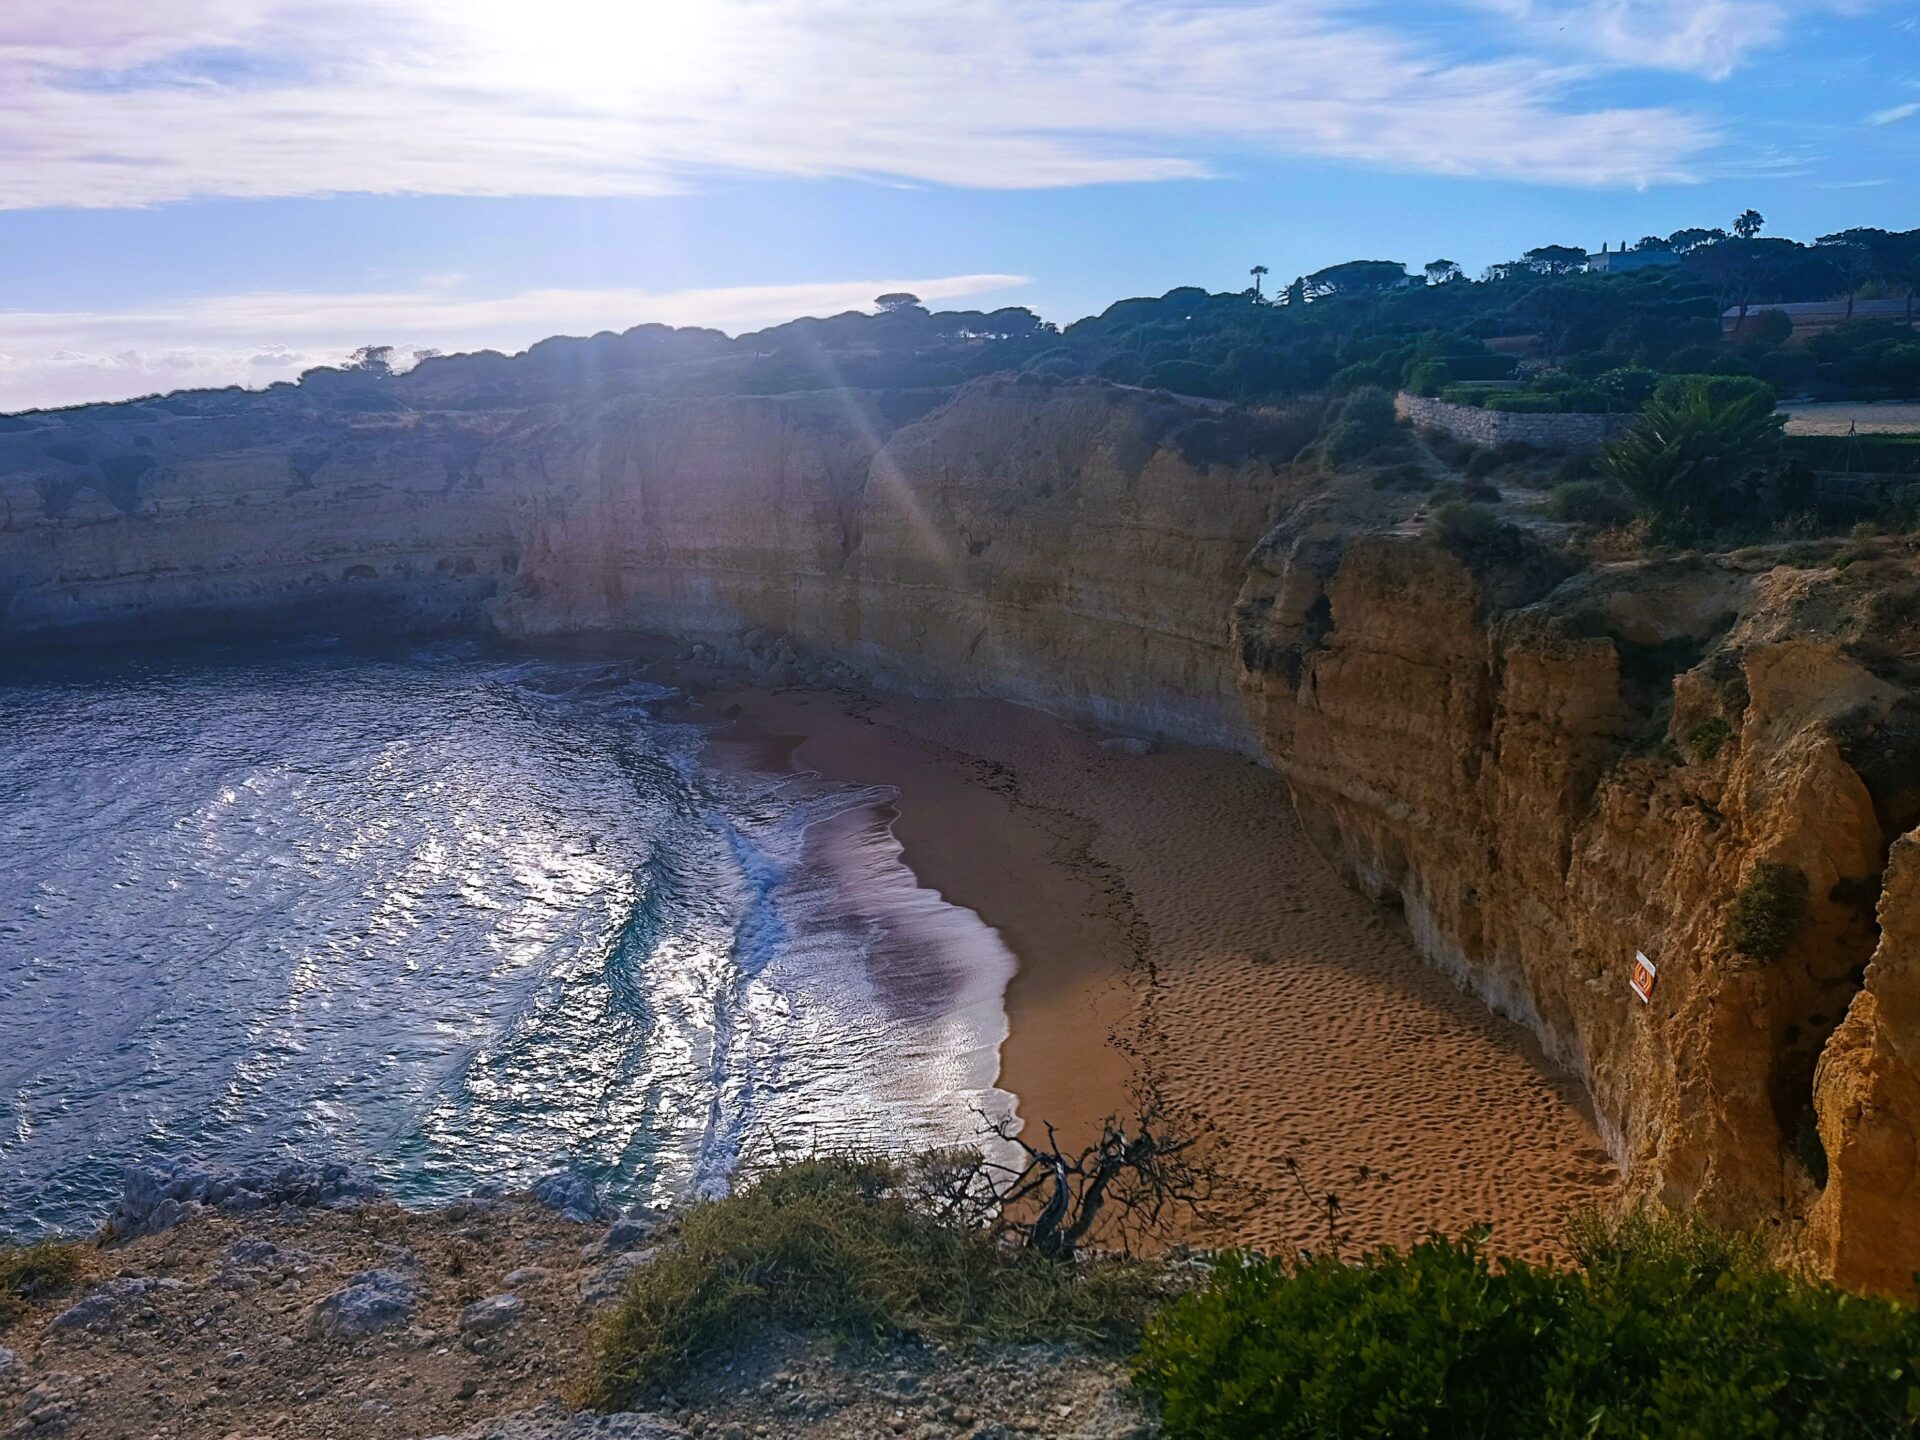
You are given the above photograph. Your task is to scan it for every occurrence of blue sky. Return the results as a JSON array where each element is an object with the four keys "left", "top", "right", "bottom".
[{"left": 0, "top": 0, "right": 1914, "bottom": 410}]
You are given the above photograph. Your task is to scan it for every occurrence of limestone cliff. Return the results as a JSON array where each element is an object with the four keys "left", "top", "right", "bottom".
[
  {"left": 7, "top": 363, "right": 1920, "bottom": 1288},
  {"left": 1236, "top": 515, "right": 1920, "bottom": 1288},
  {"left": 0, "top": 377, "right": 1288, "bottom": 747}
]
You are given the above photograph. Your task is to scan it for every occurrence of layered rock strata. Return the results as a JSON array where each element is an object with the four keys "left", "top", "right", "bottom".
[
  {"left": 6, "top": 370, "right": 1920, "bottom": 1287},
  {"left": 1235, "top": 522, "right": 1920, "bottom": 1289}
]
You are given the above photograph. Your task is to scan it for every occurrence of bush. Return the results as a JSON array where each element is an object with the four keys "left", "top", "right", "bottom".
[
  {"left": 0, "top": 1240, "right": 87, "bottom": 1327},
  {"left": 585, "top": 1156, "right": 1160, "bottom": 1405},
  {"left": 1485, "top": 392, "right": 1562, "bottom": 414},
  {"left": 1411, "top": 356, "right": 1519, "bottom": 395},
  {"left": 1323, "top": 386, "right": 1398, "bottom": 464},
  {"left": 1596, "top": 366, "right": 1661, "bottom": 406},
  {"left": 1686, "top": 717, "right": 1733, "bottom": 762},
  {"left": 1728, "top": 861, "right": 1807, "bottom": 961},
  {"left": 1136, "top": 1213, "right": 1920, "bottom": 1440},
  {"left": 1432, "top": 502, "right": 1532, "bottom": 570},
  {"left": 1547, "top": 480, "right": 1636, "bottom": 526},
  {"left": 1600, "top": 381, "right": 1787, "bottom": 542},
  {"left": 1652, "top": 373, "right": 1777, "bottom": 412},
  {"left": 1464, "top": 448, "right": 1501, "bottom": 479},
  {"left": 1438, "top": 382, "right": 1519, "bottom": 408}
]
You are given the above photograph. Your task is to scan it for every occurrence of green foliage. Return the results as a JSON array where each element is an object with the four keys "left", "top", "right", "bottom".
[
  {"left": 0, "top": 1240, "right": 86, "bottom": 1327},
  {"left": 1431, "top": 501, "right": 1535, "bottom": 571},
  {"left": 1547, "top": 479, "right": 1637, "bottom": 526},
  {"left": 1323, "top": 386, "right": 1398, "bottom": 464},
  {"left": 585, "top": 1155, "right": 1160, "bottom": 1406},
  {"left": 1686, "top": 717, "right": 1734, "bottom": 762},
  {"left": 1728, "top": 861, "right": 1808, "bottom": 962},
  {"left": 1485, "top": 391, "right": 1562, "bottom": 414},
  {"left": 1411, "top": 354, "right": 1520, "bottom": 395},
  {"left": 1652, "top": 373, "right": 1777, "bottom": 412},
  {"left": 1137, "top": 1212, "right": 1920, "bottom": 1440},
  {"left": 1599, "top": 381, "right": 1787, "bottom": 541},
  {"left": 1464, "top": 448, "right": 1501, "bottom": 479},
  {"left": 1438, "top": 381, "right": 1518, "bottom": 407}
]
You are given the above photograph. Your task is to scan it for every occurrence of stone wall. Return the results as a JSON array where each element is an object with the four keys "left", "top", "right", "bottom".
[{"left": 1396, "top": 392, "right": 1634, "bottom": 454}]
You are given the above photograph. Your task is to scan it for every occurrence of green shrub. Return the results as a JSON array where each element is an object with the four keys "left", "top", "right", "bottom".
[
  {"left": 1599, "top": 381, "right": 1787, "bottom": 542},
  {"left": 1407, "top": 359, "right": 1449, "bottom": 397},
  {"left": 1652, "top": 373, "right": 1777, "bottom": 412},
  {"left": 1137, "top": 1213, "right": 1920, "bottom": 1440},
  {"left": 1728, "top": 861, "right": 1807, "bottom": 961},
  {"left": 1432, "top": 501, "right": 1533, "bottom": 571},
  {"left": 1464, "top": 448, "right": 1501, "bottom": 479},
  {"left": 0, "top": 1240, "right": 87, "bottom": 1327},
  {"left": 1547, "top": 480, "right": 1636, "bottom": 526},
  {"left": 1439, "top": 382, "right": 1518, "bottom": 408},
  {"left": 1596, "top": 366, "right": 1661, "bottom": 406},
  {"left": 1558, "top": 385, "right": 1621, "bottom": 414},
  {"left": 1485, "top": 392, "right": 1562, "bottom": 414},
  {"left": 1412, "top": 356, "right": 1520, "bottom": 395},
  {"left": 1686, "top": 717, "right": 1734, "bottom": 762},
  {"left": 585, "top": 1155, "right": 1159, "bottom": 1406},
  {"left": 1323, "top": 386, "right": 1398, "bottom": 464}
]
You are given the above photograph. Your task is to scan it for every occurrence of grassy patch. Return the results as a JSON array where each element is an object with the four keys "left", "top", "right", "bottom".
[
  {"left": 1686, "top": 717, "right": 1734, "bottom": 762},
  {"left": 0, "top": 1240, "right": 87, "bottom": 1328},
  {"left": 584, "top": 1155, "right": 1164, "bottom": 1407},
  {"left": 1728, "top": 861, "right": 1808, "bottom": 962},
  {"left": 1136, "top": 1211, "right": 1920, "bottom": 1439}
]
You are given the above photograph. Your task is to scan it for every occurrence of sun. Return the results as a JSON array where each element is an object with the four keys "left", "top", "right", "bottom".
[{"left": 451, "top": 0, "right": 731, "bottom": 98}]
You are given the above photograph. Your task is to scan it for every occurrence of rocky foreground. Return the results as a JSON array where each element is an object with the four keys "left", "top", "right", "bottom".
[{"left": 0, "top": 1165, "right": 1154, "bottom": 1440}]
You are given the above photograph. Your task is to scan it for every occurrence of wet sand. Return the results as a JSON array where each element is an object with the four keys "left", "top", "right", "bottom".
[{"left": 698, "top": 674, "right": 1616, "bottom": 1260}]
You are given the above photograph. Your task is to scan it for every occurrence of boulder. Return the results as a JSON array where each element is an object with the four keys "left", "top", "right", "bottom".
[
  {"left": 528, "top": 1171, "right": 609, "bottom": 1223},
  {"left": 308, "top": 1269, "right": 414, "bottom": 1342},
  {"left": 457, "top": 1293, "right": 525, "bottom": 1336}
]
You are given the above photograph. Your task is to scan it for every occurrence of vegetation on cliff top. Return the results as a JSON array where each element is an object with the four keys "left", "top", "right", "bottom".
[
  {"left": 17, "top": 217, "right": 1913, "bottom": 426},
  {"left": 0, "top": 1238, "right": 87, "bottom": 1327},
  {"left": 583, "top": 1154, "right": 1167, "bottom": 1407},
  {"left": 1136, "top": 1210, "right": 1920, "bottom": 1439}
]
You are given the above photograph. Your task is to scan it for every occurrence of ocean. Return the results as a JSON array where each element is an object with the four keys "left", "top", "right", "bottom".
[{"left": 0, "top": 639, "right": 1016, "bottom": 1238}]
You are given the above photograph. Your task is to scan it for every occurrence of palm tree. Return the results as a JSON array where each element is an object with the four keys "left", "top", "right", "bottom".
[
  {"left": 1249, "top": 264, "right": 1269, "bottom": 299},
  {"left": 1599, "top": 382, "right": 1784, "bottom": 542},
  {"left": 1734, "top": 208, "right": 1766, "bottom": 240}
]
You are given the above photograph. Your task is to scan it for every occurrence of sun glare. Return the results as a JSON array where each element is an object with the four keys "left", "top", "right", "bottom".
[{"left": 454, "top": 0, "right": 730, "bottom": 96}]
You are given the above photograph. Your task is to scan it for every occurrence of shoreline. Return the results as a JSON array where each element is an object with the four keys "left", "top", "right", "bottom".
[{"left": 682, "top": 661, "right": 1618, "bottom": 1261}]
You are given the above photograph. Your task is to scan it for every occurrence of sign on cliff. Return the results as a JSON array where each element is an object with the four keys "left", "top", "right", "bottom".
[{"left": 1630, "top": 951, "right": 1658, "bottom": 1004}]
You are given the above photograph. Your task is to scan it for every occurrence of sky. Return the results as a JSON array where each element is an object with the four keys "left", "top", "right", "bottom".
[{"left": 0, "top": 0, "right": 1914, "bottom": 411}]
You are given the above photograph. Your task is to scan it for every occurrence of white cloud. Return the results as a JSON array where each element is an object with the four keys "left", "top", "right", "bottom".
[
  {"left": 0, "top": 0, "right": 1727, "bottom": 209},
  {"left": 0, "top": 272, "right": 1028, "bottom": 412},
  {"left": 1458, "top": 0, "right": 1871, "bottom": 81},
  {"left": 1869, "top": 101, "right": 1920, "bottom": 124}
]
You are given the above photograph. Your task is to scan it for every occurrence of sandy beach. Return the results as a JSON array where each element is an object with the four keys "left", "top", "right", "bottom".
[{"left": 690, "top": 668, "right": 1617, "bottom": 1262}]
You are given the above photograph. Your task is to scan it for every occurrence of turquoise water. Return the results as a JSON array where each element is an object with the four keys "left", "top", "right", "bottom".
[{"left": 0, "top": 641, "right": 1014, "bottom": 1238}]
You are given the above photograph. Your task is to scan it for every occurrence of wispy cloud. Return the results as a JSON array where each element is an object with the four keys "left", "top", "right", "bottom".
[
  {"left": 1455, "top": 0, "right": 1797, "bottom": 79},
  {"left": 1869, "top": 101, "right": 1920, "bottom": 124},
  {"left": 0, "top": 0, "right": 1730, "bottom": 209},
  {"left": 0, "top": 272, "right": 1028, "bottom": 412}
]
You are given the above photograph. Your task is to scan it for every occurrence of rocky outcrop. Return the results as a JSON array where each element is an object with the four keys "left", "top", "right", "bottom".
[
  {"left": 1235, "top": 520, "right": 1920, "bottom": 1287},
  {"left": 7, "top": 363, "right": 1920, "bottom": 1287},
  {"left": 0, "top": 377, "right": 1287, "bottom": 747}
]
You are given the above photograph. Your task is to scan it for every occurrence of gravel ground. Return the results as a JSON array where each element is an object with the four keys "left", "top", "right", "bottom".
[{"left": 0, "top": 1194, "right": 1158, "bottom": 1440}]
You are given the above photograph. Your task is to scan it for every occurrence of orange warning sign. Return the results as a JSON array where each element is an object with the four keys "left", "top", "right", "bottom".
[{"left": 1631, "top": 951, "right": 1657, "bottom": 1004}]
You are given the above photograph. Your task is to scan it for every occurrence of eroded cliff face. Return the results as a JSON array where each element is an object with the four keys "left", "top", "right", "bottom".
[
  {"left": 8, "top": 370, "right": 1920, "bottom": 1287},
  {"left": 0, "top": 377, "right": 1284, "bottom": 746},
  {"left": 1236, "top": 519, "right": 1920, "bottom": 1287}
]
